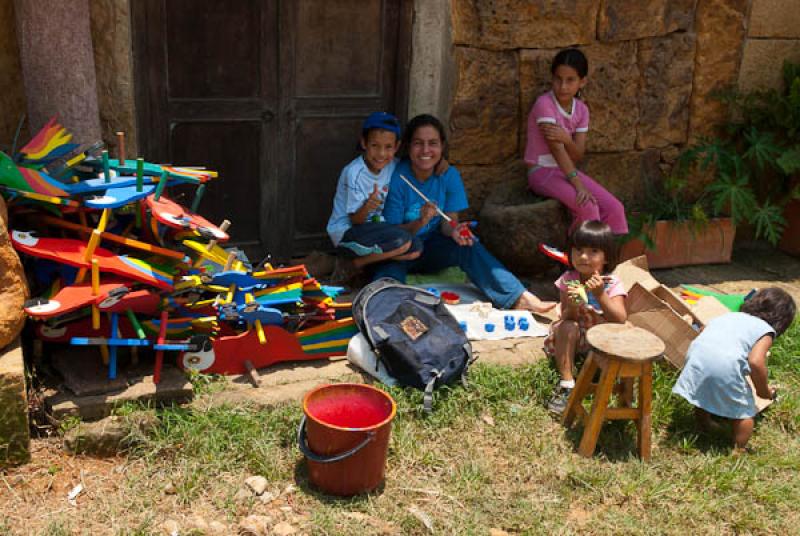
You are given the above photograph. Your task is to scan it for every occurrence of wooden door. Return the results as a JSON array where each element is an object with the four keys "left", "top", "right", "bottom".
[{"left": 133, "top": 0, "right": 411, "bottom": 261}]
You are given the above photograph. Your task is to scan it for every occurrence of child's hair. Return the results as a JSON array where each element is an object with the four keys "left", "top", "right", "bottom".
[
  {"left": 567, "top": 220, "right": 618, "bottom": 272},
  {"left": 740, "top": 287, "right": 796, "bottom": 337},
  {"left": 551, "top": 48, "right": 589, "bottom": 79},
  {"left": 400, "top": 114, "right": 448, "bottom": 160}
]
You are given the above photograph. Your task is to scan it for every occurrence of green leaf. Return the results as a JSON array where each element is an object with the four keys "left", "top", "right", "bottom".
[
  {"left": 705, "top": 171, "right": 758, "bottom": 225},
  {"left": 750, "top": 200, "right": 786, "bottom": 245},
  {"left": 777, "top": 146, "right": 800, "bottom": 175},
  {"left": 743, "top": 127, "right": 782, "bottom": 171}
]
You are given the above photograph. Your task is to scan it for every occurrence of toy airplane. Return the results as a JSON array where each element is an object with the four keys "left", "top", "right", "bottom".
[{"left": 146, "top": 194, "right": 229, "bottom": 241}]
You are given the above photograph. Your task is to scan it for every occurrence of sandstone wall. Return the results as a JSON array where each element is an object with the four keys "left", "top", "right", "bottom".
[
  {"left": 446, "top": 0, "right": 758, "bottom": 215},
  {"left": 738, "top": 0, "right": 800, "bottom": 93}
]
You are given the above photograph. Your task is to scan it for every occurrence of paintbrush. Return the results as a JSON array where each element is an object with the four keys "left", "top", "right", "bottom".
[{"left": 398, "top": 174, "right": 476, "bottom": 239}]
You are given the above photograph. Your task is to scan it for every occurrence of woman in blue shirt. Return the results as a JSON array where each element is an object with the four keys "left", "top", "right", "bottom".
[{"left": 374, "top": 114, "right": 555, "bottom": 313}]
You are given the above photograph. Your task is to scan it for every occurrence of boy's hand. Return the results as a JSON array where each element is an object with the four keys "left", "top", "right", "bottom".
[
  {"left": 585, "top": 272, "right": 606, "bottom": 297},
  {"left": 434, "top": 158, "right": 450, "bottom": 176},
  {"left": 363, "top": 184, "right": 382, "bottom": 212}
]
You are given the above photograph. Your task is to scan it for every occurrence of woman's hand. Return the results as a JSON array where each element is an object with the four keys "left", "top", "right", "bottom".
[
  {"left": 574, "top": 182, "right": 596, "bottom": 206},
  {"left": 419, "top": 202, "right": 437, "bottom": 225},
  {"left": 540, "top": 124, "right": 572, "bottom": 145},
  {"left": 450, "top": 221, "right": 474, "bottom": 247}
]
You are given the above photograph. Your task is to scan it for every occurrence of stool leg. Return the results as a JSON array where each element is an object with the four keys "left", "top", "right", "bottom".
[
  {"left": 562, "top": 352, "right": 597, "bottom": 428},
  {"left": 618, "top": 377, "right": 634, "bottom": 407},
  {"left": 578, "top": 359, "right": 620, "bottom": 458},
  {"left": 637, "top": 361, "right": 653, "bottom": 460}
]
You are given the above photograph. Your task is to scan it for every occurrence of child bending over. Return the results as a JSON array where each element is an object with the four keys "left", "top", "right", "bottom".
[
  {"left": 544, "top": 220, "right": 627, "bottom": 414},
  {"left": 672, "top": 287, "right": 796, "bottom": 450}
]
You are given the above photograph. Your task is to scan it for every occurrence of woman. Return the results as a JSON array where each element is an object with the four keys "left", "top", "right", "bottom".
[{"left": 373, "top": 114, "right": 555, "bottom": 313}]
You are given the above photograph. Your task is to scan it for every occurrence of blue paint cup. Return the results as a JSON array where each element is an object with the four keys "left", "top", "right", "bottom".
[
  {"left": 458, "top": 321, "right": 467, "bottom": 332},
  {"left": 484, "top": 323, "right": 495, "bottom": 333}
]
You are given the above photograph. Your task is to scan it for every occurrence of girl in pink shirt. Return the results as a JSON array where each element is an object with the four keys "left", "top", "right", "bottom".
[
  {"left": 525, "top": 49, "right": 627, "bottom": 234},
  {"left": 543, "top": 221, "right": 628, "bottom": 414}
]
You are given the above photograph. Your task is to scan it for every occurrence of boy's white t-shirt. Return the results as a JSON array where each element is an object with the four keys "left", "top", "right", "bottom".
[{"left": 326, "top": 156, "right": 396, "bottom": 246}]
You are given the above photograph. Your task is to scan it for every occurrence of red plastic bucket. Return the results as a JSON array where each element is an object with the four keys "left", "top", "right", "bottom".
[{"left": 297, "top": 383, "right": 396, "bottom": 496}]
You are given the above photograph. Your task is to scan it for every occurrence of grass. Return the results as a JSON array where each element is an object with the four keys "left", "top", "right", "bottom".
[{"left": 9, "top": 323, "right": 800, "bottom": 534}]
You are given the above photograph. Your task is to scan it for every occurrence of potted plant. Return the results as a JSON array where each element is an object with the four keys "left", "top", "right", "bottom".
[{"left": 622, "top": 61, "right": 800, "bottom": 266}]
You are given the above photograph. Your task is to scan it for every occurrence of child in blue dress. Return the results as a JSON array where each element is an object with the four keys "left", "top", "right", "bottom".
[{"left": 673, "top": 287, "right": 796, "bottom": 449}]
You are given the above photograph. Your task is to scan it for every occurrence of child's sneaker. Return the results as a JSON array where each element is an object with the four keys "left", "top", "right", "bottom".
[{"left": 547, "top": 386, "right": 573, "bottom": 415}]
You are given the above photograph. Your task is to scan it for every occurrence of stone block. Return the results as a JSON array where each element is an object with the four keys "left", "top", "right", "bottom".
[
  {"left": 449, "top": 47, "right": 518, "bottom": 165},
  {"left": 598, "top": 0, "right": 695, "bottom": 42},
  {"left": 0, "top": 198, "right": 28, "bottom": 350},
  {"left": 63, "top": 414, "right": 157, "bottom": 456},
  {"left": 749, "top": 0, "right": 800, "bottom": 38},
  {"left": 89, "top": 0, "right": 139, "bottom": 156},
  {"left": 637, "top": 32, "right": 696, "bottom": 148},
  {"left": 451, "top": 0, "right": 599, "bottom": 50},
  {"left": 688, "top": 0, "right": 748, "bottom": 140},
  {"left": 478, "top": 180, "right": 570, "bottom": 275},
  {"left": 581, "top": 42, "right": 640, "bottom": 152},
  {"left": 458, "top": 159, "right": 527, "bottom": 217},
  {"left": 519, "top": 48, "right": 560, "bottom": 157},
  {"left": 0, "top": 340, "right": 30, "bottom": 467},
  {"left": 581, "top": 149, "right": 663, "bottom": 207},
  {"left": 739, "top": 39, "right": 800, "bottom": 93},
  {"left": 0, "top": 0, "right": 27, "bottom": 144}
]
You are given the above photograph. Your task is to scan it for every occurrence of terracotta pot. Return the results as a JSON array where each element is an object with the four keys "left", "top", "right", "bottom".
[
  {"left": 619, "top": 218, "right": 735, "bottom": 269},
  {"left": 779, "top": 198, "right": 800, "bottom": 256}
]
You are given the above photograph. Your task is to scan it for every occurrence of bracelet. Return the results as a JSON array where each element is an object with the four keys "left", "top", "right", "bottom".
[{"left": 566, "top": 170, "right": 578, "bottom": 180}]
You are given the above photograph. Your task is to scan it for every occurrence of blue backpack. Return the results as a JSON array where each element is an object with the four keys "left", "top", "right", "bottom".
[{"left": 352, "top": 279, "right": 475, "bottom": 411}]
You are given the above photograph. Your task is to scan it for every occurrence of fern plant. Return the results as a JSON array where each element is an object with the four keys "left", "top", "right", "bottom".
[{"left": 662, "top": 60, "right": 800, "bottom": 245}]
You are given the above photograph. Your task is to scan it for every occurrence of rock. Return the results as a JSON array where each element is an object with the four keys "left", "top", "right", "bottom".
[
  {"left": 234, "top": 486, "right": 253, "bottom": 503},
  {"left": 688, "top": 0, "right": 748, "bottom": 140},
  {"left": 160, "top": 519, "right": 180, "bottom": 535},
  {"left": 238, "top": 515, "right": 272, "bottom": 536},
  {"left": 478, "top": 180, "right": 570, "bottom": 275},
  {"left": 63, "top": 415, "right": 136, "bottom": 456},
  {"left": 598, "top": 0, "right": 695, "bottom": 41},
  {"left": 739, "top": 38, "right": 800, "bottom": 93},
  {"left": 259, "top": 490, "right": 278, "bottom": 504},
  {"left": 273, "top": 522, "right": 297, "bottom": 536},
  {"left": 458, "top": 159, "right": 527, "bottom": 218},
  {"left": 636, "top": 32, "right": 696, "bottom": 148},
  {"left": 0, "top": 340, "right": 29, "bottom": 467},
  {"left": 208, "top": 521, "right": 228, "bottom": 534},
  {"left": 489, "top": 529, "right": 510, "bottom": 536},
  {"left": 518, "top": 48, "right": 560, "bottom": 154},
  {"left": 0, "top": 197, "right": 28, "bottom": 350},
  {"left": 449, "top": 47, "right": 518, "bottom": 165},
  {"left": 580, "top": 42, "right": 640, "bottom": 152},
  {"left": 581, "top": 149, "right": 663, "bottom": 206},
  {"left": 451, "top": 0, "right": 599, "bottom": 49},
  {"left": 749, "top": 0, "right": 800, "bottom": 38},
  {"left": 186, "top": 515, "right": 209, "bottom": 533},
  {"left": 163, "top": 482, "right": 177, "bottom": 495},
  {"left": 245, "top": 475, "right": 269, "bottom": 496}
]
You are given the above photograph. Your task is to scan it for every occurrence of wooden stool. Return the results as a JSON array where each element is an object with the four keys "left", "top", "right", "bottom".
[{"left": 562, "top": 323, "right": 665, "bottom": 460}]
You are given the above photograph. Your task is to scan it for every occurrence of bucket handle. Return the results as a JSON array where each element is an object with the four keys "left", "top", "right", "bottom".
[{"left": 297, "top": 415, "right": 376, "bottom": 464}]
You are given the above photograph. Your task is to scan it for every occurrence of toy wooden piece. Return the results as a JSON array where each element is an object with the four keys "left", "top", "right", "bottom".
[
  {"left": 102, "top": 150, "right": 111, "bottom": 184},
  {"left": 0, "top": 186, "right": 80, "bottom": 207},
  {"left": 244, "top": 360, "right": 261, "bottom": 387},
  {"left": 40, "top": 215, "right": 189, "bottom": 261},
  {"left": 85, "top": 184, "right": 156, "bottom": 209},
  {"left": 11, "top": 231, "right": 175, "bottom": 289},
  {"left": 146, "top": 194, "right": 230, "bottom": 240},
  {"left": 116, "top": 132, "right": 126, "bottom": 165},
  {"left": 539, "top": 243, "right": 569, "bottom": 265},
  {"left": 191, "top": 183, "right": 207, "bottom": 213},
  {"left": 562, "top": 323, "right": 665, "bottom": 460},
  {"left": 136, "top": 158, "right": 144, "bottom": 192},
  {"left": 18, "top": 117, "right": 78, "bottom": 166},
  {"left": 154, "top": 310, "right": 168, "bottom": 384},
  {"left": 97, "top": 289, "right": 161, "bottom": 315},
  {"left": 24, "top": 280, "right": 130, "bottom": 319}
]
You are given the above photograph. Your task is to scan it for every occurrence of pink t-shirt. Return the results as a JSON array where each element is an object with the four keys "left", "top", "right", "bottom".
[
  {"left": 555, "top": 270, "right": 626, "bottom": 315},
  {"left": 524, "top": 91, "right": 590, "bottom": 167}
]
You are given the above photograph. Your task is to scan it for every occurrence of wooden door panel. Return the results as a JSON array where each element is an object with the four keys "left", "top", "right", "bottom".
[
  {"left": 295, "top": 0, "right": 384, "bottom": 97},
  {"left": 170, "top": 121, "right": 264, "bottom": 247}
]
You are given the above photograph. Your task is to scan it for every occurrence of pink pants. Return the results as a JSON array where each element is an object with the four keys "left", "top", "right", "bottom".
[{"left": 528, "top": 167, "right": 628, "bottom": 234}]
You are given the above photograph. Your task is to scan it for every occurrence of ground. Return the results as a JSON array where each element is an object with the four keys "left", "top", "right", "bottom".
[{"left": 1, "top": 242, "right": 799, "bottom": 535}]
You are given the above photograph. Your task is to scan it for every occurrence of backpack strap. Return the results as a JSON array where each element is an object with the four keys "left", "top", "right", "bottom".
[
  {"left": 423, "top": 368, "right": 445, "bottom": 413},
  {"left": 461, "top": 343, "right": 476, "bottom": 388}
]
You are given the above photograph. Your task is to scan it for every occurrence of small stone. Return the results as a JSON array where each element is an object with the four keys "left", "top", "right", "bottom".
[
  {"left": 163, "top": 482, "right": 176, "bottom": 495},
  {"left": 279, "top": 506, "right": 293, "bottom": 513},
  {"left": 490, "top": 529, "right": 510, "bottom": 536},
  {"left": 238, "top": 515, "right": 272, "bottom": 536},
  {"left": 245, "top": 475, "right": 268, "bottom": 496},
  {"left": 160, "top": 519, "right": 180, "bottom": 535},
  {"left": 273, "top": 522, "right": 297, "bottom": 536},
  {"left": 481, "top": 414, "right": 495, "bottom": 427},
  {"left": 208, "top": 521, "right": 228, "bottom": 534},
  {"left": 186, "top": 515, "right": 209, "bottom": 532},
  {"left": 258, "top": 491, "right": 277, "bottom": 504},
  {"left": 281, "top": 484, "right": 296, "bottom": 496},
  {"left": 234, "top": 487, "right": 253, "bottom": 502}
]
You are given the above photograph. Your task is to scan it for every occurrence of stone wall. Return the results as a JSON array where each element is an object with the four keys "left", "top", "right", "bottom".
[
  {"left": 446, "top": 0, "right": 754, "bottom": 215},
  {"left": 738, "top": 0, "right": 800, "bottom": 93},
  {"left": 0, "top": 0, "right": 27, "bottom": 146}
]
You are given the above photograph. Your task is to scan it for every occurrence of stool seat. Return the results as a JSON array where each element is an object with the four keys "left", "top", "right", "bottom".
[{"left": 562, "top": 323, "right": 665, "bottom": 460}]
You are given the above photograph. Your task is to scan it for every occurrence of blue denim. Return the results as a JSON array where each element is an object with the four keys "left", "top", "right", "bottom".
[{"left": 371, "top": 232, "right": 526, "bottom": 309}]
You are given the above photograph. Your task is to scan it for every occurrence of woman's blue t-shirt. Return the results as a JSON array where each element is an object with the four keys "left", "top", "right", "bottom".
[{"left": 383, "top": 160, "right": 469, "bottom": 241}]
